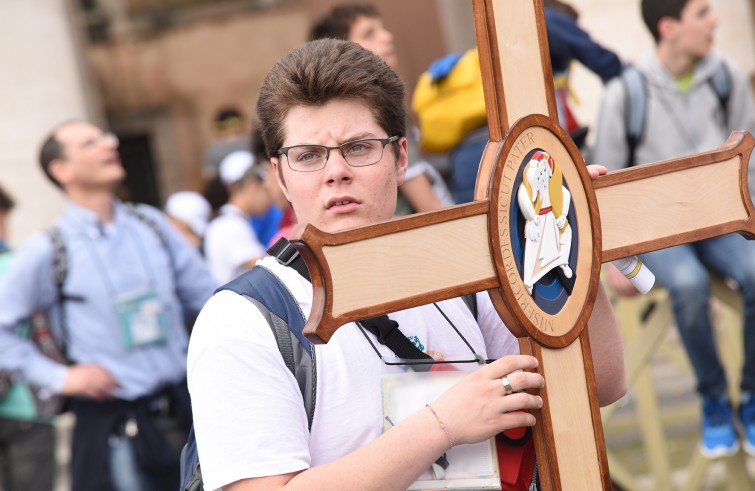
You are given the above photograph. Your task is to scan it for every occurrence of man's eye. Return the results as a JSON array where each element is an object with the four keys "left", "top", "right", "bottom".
[
  {"left": 296, "top": 151, "right": 323, "bottom": 163},
  {"left": 345, "top": 142, "right": 373, "bottom": 154}
]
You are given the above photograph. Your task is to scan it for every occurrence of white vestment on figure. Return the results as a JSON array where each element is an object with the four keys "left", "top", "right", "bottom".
[{"left": 517, "top": 155, "right": 572, "bottom": 293}]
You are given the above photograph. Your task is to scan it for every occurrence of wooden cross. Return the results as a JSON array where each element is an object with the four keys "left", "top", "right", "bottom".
[{"left": 288, "top": 0, "right": 755, "bottom": 489}]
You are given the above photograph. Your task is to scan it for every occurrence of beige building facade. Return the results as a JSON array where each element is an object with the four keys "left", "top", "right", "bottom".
[
  {"left": 1, "top": 0, "right": 754, "bottom": 245},
  {"left": 0, "top": 0, "right": 103, "bottom": 243}
]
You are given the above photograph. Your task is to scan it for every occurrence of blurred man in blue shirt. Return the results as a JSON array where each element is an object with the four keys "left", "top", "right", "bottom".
[{"left": 0, "top": 120, "right": 217, "bottom": 491}]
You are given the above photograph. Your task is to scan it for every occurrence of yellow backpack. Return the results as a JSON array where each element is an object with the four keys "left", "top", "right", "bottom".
[{"left": 412, "top": 49, "right": 487, "bottom": 153}]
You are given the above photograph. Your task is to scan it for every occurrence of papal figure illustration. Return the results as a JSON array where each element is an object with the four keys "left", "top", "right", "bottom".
[{"left": 517, "top": 150, "right": 573, "bottom": 294}]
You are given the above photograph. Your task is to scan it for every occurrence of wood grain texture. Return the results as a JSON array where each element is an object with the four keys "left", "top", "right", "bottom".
[
  {"left": 324, "top": 214, "right": 494, "bottom": 315},
  {"left": 290, "top": 202, "right": 500, "bottom": 343},
  {"left": 596, "top": 132, "right": 755, "bottom": 262},
  {"left": 540, "top": 339, "right": 601, "bottom": 490},
  {"left": 491, "top": 0, "right": 554, "bottom": 123}
]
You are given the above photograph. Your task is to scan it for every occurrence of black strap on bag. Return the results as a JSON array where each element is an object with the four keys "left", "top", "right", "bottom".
[
  {"left": 359, "top": 316, "right": 434, "bottom": 362},
  {"left": 267, "top": 237, "right": 311, "bottom": 281}
]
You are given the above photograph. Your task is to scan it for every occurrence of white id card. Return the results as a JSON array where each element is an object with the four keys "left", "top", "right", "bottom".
[
  {"left": 114, "top": 289, "right": 168, "bottom": 350},
  {"left": 382, "top": 371, "right": 501, "bottom": 490}
]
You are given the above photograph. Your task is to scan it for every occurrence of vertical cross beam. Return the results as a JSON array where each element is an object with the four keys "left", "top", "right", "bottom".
[{"left": 289, "top": 1, "right": 755, "bottom": 489}]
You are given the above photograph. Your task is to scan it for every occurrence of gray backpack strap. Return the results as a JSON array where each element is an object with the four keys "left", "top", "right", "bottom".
[
  {"left": 48, "top": 226, "right": 67, "bottom": 302},
  {"left": 621, "top": 62, "right": 730, "bottom": 167},
  {"left": 245, "top": 296, "right": 296, "bottom": 377},
  {"left": 180, "top": 265, "right": 317, "bottom": 491},
  {"left": 47, "top": 226, "right": 70, "bottom": 357},
  {"left": 621, "top": 65, "right": 647, "bottom": 167},
  {"left": 124, "top": 202, "right": 168, "bottom": 249},
  {"left": 218, "top": 265, "right": 316, "bottom": 429},
  {"left": 124, "top": 203, "right": 178, "bottom": 281},
  {"left": 709, "top": 62, "right": 731, "bottom": 126}
]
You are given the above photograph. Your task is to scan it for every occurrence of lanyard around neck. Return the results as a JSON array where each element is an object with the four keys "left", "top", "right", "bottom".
[{"left": 76, "top": 214, "right": 159, "bottom": 295}]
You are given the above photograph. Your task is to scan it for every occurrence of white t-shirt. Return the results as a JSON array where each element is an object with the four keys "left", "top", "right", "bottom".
[
  {"left": 203, "top": 204, "right": 265, "bottom": 283},
  {"left": 187, "top": 256, "right": 519, "bottom": 490}
]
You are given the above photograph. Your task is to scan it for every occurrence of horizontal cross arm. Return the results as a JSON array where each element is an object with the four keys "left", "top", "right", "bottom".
[
  {"left": 594, "top": 131, "right": 755, "bottom": 262},
  {"left": 290, "top": 202, "right": 499, "bottom": 343}
]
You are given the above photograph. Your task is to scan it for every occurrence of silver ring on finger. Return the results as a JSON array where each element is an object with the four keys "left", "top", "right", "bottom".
[{"left": 501, "top": 375, "right": 514, "bottom": 396}]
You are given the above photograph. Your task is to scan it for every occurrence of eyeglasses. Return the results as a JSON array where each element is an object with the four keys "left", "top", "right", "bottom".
[
  {"left": 81, "top": 132, "right": 119, "bottom": 150},
  {"left": 275, "top": 136, "right": 399, "bottom": 172}
]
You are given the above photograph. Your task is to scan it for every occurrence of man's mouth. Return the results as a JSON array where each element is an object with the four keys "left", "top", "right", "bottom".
[{"left": 327, "top": 197, "right": 359, "bottom": 210}]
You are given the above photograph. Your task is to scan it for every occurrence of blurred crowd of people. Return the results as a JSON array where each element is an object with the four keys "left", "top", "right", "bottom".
[{"left": 0, "top": 0, "right": 753, "bottom": 489}]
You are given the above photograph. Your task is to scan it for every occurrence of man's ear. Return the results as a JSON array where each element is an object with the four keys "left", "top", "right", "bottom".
[
  {"left": 47, "top": 158, "right": 70, "bottom": 186},
  {"left": 395, "top": 137, "right": 409, "bottom": 186},
  {"left": 271, "top": 157, "right": 291, "bottom": 202},
  {"left": 657, "top": 16, "right": 678, "bottom": 41}
]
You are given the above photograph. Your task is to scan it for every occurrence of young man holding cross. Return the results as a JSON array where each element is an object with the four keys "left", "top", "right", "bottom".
[
  {"left": 188, "top": 39, "right": 626, "bottom": 490},
  {"left": 592, "top": 0, "right": 755, "bottom": 458}
]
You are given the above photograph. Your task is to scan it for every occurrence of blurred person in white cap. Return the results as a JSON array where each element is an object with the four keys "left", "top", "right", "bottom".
[
  {"left": 204, "top": 150, "right": 272, "bottom": 283},
  {"left": 165, "top": 191, "right": 211, "bottom": 251}
]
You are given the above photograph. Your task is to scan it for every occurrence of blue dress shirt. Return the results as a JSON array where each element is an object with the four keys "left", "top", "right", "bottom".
[{"left": 0, "top": 200, "right": 217, "bottom": 400}]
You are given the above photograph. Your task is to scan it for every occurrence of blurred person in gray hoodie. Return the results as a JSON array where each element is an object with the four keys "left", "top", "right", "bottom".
[{"left": 592, "top": 0, "right": 755, "bottom": 460}]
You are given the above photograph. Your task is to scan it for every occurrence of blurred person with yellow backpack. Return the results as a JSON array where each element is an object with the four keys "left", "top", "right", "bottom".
[{"left": 413, "top": 0, "right": 623, "bottom": 204}]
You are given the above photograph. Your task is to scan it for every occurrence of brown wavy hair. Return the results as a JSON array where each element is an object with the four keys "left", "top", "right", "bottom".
[{"left": 256, "top": 39, "right": 405, "bottom": 162}]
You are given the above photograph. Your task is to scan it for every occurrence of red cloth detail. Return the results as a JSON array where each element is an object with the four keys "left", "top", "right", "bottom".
[{"left": 496, "top": 416, "right": 536, "bottom": 490}]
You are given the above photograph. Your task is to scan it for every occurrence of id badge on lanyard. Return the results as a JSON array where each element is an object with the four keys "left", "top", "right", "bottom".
[
  {"left": 382, "top": 371, "right": 501, "bottom": 490},
  {"left": 114, "top": 289, "right": 169, "bottom": 350}
]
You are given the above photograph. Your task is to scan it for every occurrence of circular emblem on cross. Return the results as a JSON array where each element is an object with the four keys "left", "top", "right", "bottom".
[{"left": 489, "top": 114, "right": 602, "bottom": 348}]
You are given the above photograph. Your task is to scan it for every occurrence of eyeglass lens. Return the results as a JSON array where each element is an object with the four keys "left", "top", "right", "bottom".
[{"left": 286, "top": 139, "right": 387, "bottom": 171}]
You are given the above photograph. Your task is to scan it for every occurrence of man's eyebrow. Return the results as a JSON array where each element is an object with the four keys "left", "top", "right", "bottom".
[
  {"left": 342, "top": 132, "right": 380, "bottom": 142},
  {"left": 287, "top": 132, "right": 381, "bottom": 147}
]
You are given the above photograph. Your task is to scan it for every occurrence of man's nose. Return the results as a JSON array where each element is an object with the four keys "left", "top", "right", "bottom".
[
  {"left": 324, "top": 149, "right": 353, "bottom": 181},
  {"left": 103, "top": 133, "right": 119, "bottom": 149}
]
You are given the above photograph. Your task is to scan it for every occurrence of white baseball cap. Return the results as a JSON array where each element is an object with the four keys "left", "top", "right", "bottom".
[
  {"left": 219, "top": 150, "right": 255, "bottom": 186},
  {"left": 165, "top": 191, "right": 212, "bottom": 237}
]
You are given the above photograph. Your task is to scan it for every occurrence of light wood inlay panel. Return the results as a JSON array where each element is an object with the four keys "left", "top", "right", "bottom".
[
  {"left": 597, "top": 157, "right": 746, "bottom": 252},
  {"left": 542, "top": 341, "right": 602, "bottom": 489},
  {"left": 324, "top": 214, "right": 495, "bottom": 316},
  {"left": 492, "top": 0, "right": 549, "bottom": 122}
]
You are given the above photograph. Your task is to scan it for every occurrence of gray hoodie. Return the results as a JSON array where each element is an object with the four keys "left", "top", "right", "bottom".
[{"left": 592, "top": 49, "right": 755, "bottom": 198}]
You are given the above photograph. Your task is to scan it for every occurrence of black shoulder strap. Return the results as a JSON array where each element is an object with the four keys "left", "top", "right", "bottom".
[
  {"left": 461, "top": 293, "right": 478, "bottom": 319},
  {"left": 267, "top": 237, "right": 310, "bottom": 281},
  {"left": 267, "top": 239, "right": 432, "bottom": 364},
  {"left": 621, "top": 65, "right": 648, "bottom": 167}
]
